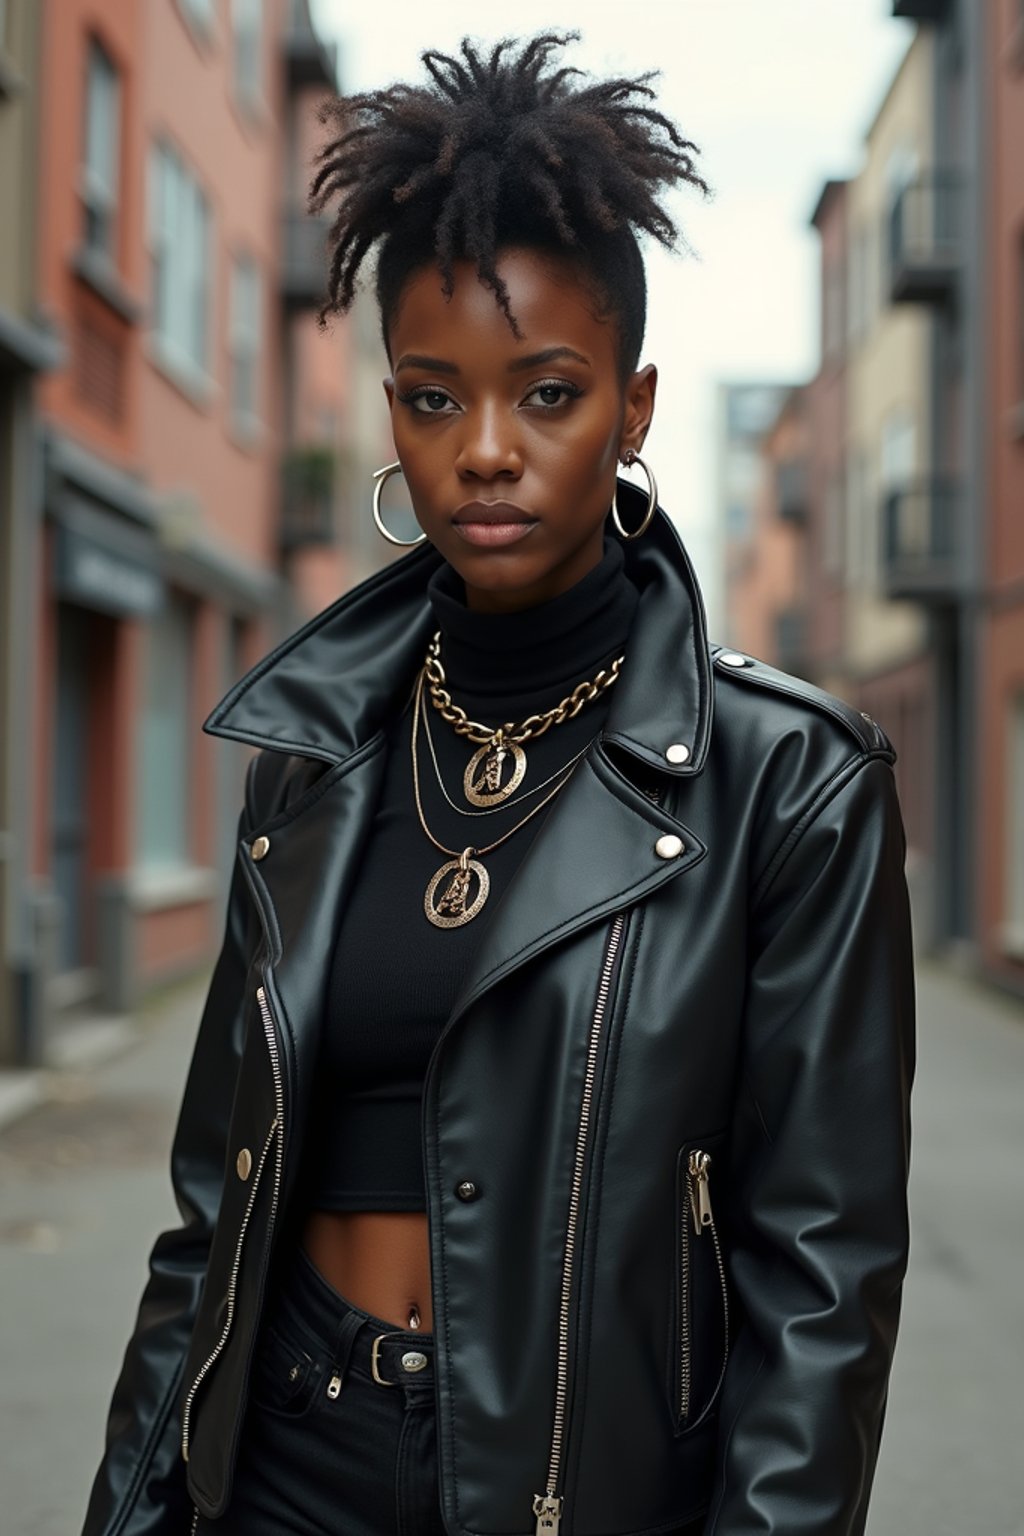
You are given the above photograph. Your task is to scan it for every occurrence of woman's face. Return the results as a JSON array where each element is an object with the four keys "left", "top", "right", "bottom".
[{"left": 382, "top": 246, "right": 656, "bottom": 613}]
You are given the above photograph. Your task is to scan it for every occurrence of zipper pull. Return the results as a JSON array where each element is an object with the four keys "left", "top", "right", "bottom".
[
  {"left": 326, "top": 1371, "right": 343, "bottom": 1399},
  {"left": 688, "top": 1150, "right": 714, "bottom": 1232},
  {"left": 533, "top": 1493, "right": 563, "bottom": 1533}
]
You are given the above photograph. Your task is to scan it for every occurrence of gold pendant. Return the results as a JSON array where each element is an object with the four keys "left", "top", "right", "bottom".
[
  {"left": 463, "top": 740, "right": 527, "bottom": 807},
  {"left": 424, "top": 850, "right": 490, "bottom": 928}
]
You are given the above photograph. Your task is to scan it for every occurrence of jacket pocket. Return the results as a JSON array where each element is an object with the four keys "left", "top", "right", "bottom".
[
  {"left": 671, "top": 1138, "right": 730, "bottom": 1434},
  {"left": 248, "top": 1321, "right": 321, "bottom": 1420}
]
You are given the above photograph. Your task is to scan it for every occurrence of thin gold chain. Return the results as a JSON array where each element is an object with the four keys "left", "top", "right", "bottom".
[
  {"left": 423, "top": 631, "right": 624, "bottom": 746},
  {"left": 418, "top": 684, "right": 593, "bottom": 819},
  {"left": 411, "top": 669, "right": 579, "bottom": 858}
]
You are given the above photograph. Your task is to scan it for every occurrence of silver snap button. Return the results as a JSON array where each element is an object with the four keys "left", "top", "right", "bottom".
[
  {"left": 236, "top": 1147, "right": 252, "bottom": 1180},
  {"left": 401, "top": 1351, "right": 428, "bottom": 1373},
  {"left": 251, "top": 835, "right": 271, "bottom": 861},
  {"left": 455, "top": 1180, "right": 478, "bottom": 1201},
  {"left": 665, "top": 743, "right": 690, "bottom": 765},
  {"left": 655, "top": 834, "right": 684, "bottom": 860},
  {"left": 718, "top": 652, "right": 748, "bottom": 668}
]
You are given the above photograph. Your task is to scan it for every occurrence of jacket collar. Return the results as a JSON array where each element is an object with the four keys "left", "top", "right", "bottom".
[{"left": 204, "top": 482, "right": 713, "bottom": 782}]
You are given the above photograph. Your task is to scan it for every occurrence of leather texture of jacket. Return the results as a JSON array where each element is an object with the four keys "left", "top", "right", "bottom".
[{"left": 82, "top": 493, "right": 915, "bottom": 1536}]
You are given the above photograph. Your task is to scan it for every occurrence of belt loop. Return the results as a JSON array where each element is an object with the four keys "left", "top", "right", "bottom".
[{"left": 324, "top": 1304, "right": 365, "bottom": 1399}]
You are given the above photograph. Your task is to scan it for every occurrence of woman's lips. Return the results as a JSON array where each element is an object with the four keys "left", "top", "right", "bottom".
[{"left": 451, "top": 502, "right": 539, "bottom": 549}]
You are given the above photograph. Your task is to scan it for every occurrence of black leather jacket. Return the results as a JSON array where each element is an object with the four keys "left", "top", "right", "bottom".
[{"left": 83, "top": 497, "right": 915, "bottom": 1536}]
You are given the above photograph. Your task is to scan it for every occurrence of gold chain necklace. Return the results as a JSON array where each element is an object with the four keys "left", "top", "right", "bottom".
[
  {"left": 411, "top": 669, "right": 581, "bottom": 928},
  {"left": 418, "top": 682, "right": 593, "bottom": 819},
  {"left": 423, "top": 630, "right": 624, "bottom": 807}
]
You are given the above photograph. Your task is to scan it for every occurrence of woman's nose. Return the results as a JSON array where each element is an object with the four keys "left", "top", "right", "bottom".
[{"left": 453, "top": 404, "right": 523, "bottom": 480}]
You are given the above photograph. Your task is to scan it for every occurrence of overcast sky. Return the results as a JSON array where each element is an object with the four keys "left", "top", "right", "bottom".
[{"left": 309, "top": 0, "right": 912, "bottom": 630}]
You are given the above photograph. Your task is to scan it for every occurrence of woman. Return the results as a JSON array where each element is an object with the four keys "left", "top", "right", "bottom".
[{"left": 82, "top": 32, "right": 914, "bottom": 1536}]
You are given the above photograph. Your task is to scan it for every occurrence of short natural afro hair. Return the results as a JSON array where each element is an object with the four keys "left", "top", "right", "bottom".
[{"left": 309, "top": 31, "right": 711, "bottom": 378}]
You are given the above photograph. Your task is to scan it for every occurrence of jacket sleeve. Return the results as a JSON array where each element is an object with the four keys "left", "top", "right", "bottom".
[
  {"left": 706, "top": 753, "right": 915, "bottom": 1536},
  {"left": 81, "top": 768, "right": 259, "bottom": 1536}
]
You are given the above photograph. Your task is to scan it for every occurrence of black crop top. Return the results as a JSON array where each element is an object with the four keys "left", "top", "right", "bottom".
[{"left": 303, "top": 539, "right": 639, "bottom": 1212}]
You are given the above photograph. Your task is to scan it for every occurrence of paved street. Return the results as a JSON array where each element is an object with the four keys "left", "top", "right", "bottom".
[{"left": 1, "top": 961, "right": 1021, "bottom": 1536}]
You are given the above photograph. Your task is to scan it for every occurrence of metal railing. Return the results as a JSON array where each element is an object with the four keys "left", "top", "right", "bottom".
[
  {"left": 881, "top": 477, "right": 962, "bottom": 601},
  {"left": 888, "top": 173, "right": 962, "bottom": 305}
]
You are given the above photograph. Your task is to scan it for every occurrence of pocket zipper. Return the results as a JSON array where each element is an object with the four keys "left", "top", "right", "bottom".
[
  {"left": 679, "top": 1149, "right": 730, "bottom": 1425},
  {"left": 181, "top": 986, "right": 285, "bottom": 1464}
]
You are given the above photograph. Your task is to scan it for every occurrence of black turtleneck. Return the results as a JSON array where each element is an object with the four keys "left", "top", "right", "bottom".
[{"left": 305, "top": 539, "right": 639, "bottom": 1212}]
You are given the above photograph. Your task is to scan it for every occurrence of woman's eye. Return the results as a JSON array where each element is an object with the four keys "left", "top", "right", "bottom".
[
  {"left": 404, "top": 389, "right": 456, "bottom": 414},
  {"left": 522, "top": 381, "right": 581, "bottom": 408}
]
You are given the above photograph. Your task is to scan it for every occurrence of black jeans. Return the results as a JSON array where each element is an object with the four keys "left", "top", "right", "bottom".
[{"left": 195, "top": 1244, "right": 445, "bottom": 1535}]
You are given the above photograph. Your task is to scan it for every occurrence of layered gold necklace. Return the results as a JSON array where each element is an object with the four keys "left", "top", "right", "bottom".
[
  {"left": 411, "top": 669, "right": 587, "bottom": 929},
  {"left": 423, "top": 630, "right": 624, "bottom": 807}
]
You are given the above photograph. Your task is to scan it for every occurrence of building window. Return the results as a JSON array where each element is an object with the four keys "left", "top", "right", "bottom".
[
  {"left": 1007, "top": 692, "right": 1024, "bottom": 955},
  {"left": 82, "top": 39, "right": 121, "bottom": 262},
  {"left": 232, "top": 0, "right": 263, "bottom": 109},
  {"left": 136, "top": 595, "right": 194, "bottom": 870},
  {"left": 148, "top": 140, "right": 211, "bottom": 385},
  {"left": 229, "top": 254, "right": 262, "bottom": 431}
]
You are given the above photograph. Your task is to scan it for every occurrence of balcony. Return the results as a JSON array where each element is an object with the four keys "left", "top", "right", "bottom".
[
  {"left": 776, "top": 461, "right": 808, "bottom": 525},
  {"left": 888, "top": 173, "right": 961, "bottom": 306},
  {"left": 881, "top": 478, "right": 962, "bottom": 602},
  {"left": 892, "top": 0, "right": 949, "bottom": 18},
  {"left": 280, "top": 446, "right": 336, "bottom": 553},
  {"left": 282, "top": 210, "right": 332, "bottom": 310}
]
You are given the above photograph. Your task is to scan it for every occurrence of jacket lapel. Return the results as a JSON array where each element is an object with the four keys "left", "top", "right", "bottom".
[{"left": 448, "top": 744, "right": 705, "bottom": 1021}]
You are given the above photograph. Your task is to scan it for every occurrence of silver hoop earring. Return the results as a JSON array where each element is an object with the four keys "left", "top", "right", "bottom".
[
  {"left": 610, "top": 449, "right": 658, "bottom": 540},
  {"left": 372, "top": 461, "right": 427, "bottom": 547}
]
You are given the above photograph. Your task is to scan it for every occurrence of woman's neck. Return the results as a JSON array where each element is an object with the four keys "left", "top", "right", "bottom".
[{"left": 425, "top": 537, "right": 639, "bottom": 712}]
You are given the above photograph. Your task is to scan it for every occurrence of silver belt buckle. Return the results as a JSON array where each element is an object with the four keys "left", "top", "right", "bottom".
[{"left": 370, "top": 1331, "right": 405, "bottom": 1387}]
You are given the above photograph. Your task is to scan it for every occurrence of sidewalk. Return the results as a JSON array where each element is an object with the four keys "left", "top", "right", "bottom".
[{"left": 1, "top": 959, "right": 1022, "bottom": 1535}]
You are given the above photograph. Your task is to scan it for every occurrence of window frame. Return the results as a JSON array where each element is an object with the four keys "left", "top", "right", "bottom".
[
  {"left": 148, "top": 138, "right": 214, "bottom": 397},
  {"left": 81, "top": 36, "right": 122, "bottom": 265}
]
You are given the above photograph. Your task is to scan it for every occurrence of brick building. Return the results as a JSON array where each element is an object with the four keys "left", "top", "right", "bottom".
[{"left": 0, "top": 0, "right": 372, "bottom": 1063}]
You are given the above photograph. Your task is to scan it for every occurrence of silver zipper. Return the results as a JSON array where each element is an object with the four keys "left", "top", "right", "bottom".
[
  {"left": 181, "top": 985, "right": 285, "bottom": 1462},
  {"left": 679, "top": 1149, "right": 730, "bottom": 1424},
  {"left": 190, "top": 1504, "right": 199, "bottom": 1534},
  {"left": 532, "top": 912, "right": 627, "bottom": 1536}
]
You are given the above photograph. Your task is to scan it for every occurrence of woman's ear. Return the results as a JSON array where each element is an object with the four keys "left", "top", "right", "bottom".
[{"left": 621, "top": 363, "right": 657, "bottom": 456}]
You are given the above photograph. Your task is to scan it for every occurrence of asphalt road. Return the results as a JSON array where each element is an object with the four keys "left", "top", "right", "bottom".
[{"left": 1, "top": 961, "right": 1021, "bottom": 1536}]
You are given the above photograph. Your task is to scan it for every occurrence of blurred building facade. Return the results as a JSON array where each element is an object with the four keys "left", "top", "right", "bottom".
[
  {"left": 0, "top": 0, "right": 63, "bottom": 1061},
  {"left": 0, "top": 0, "right": 388, "bottom": 1064},
  {"left": 716, "top": 380, "right": 793, "bottom": 648},
  {"left": 721, "top": 0, "right": 1024, "bottom": 995}
]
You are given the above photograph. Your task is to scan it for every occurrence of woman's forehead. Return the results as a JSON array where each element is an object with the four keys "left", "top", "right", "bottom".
[{"left": 387, "top": 248, "right": 619, "bottom": 372}]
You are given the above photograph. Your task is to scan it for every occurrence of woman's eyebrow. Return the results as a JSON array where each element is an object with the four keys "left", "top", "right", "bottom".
[
  {"left": 394, "top": 354, "right": 459, "bottom": 374},
  {"left": 508, "top": 346, "right": 591, "bottom": 372},
  {"left": 393, "top": 345, "right": 592, "bottom": 375}
]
